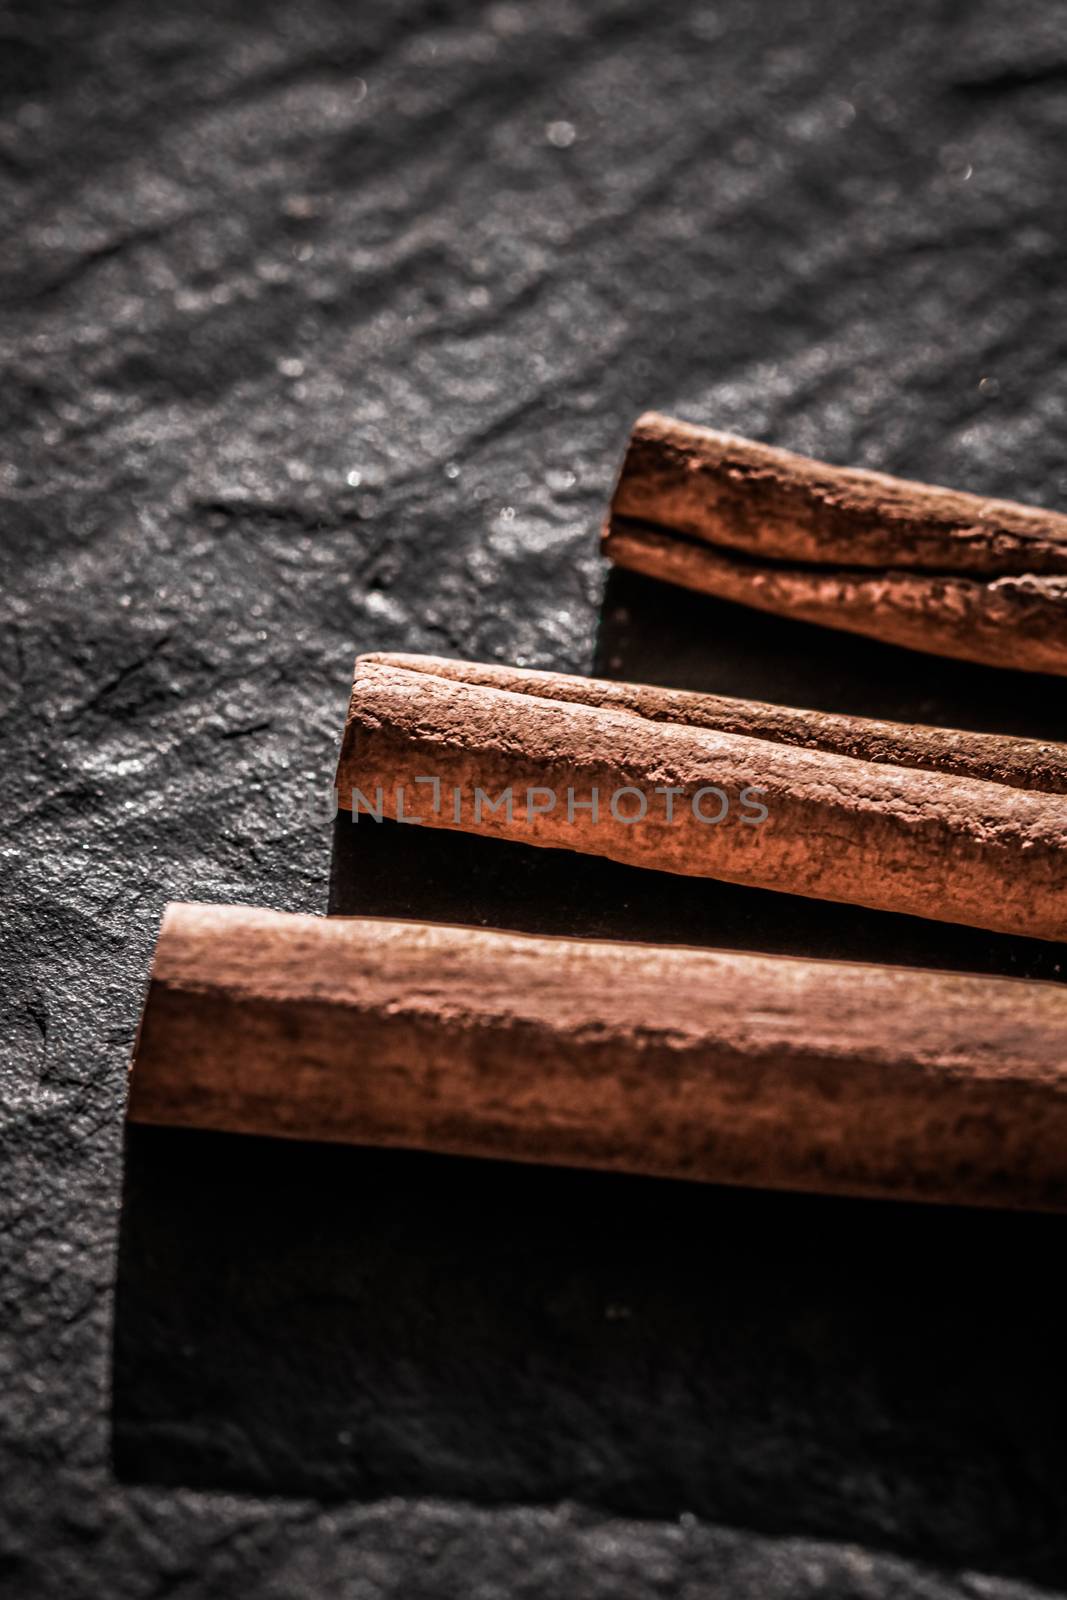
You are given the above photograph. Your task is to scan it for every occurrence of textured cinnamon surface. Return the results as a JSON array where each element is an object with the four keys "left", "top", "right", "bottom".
[
  {"left": 362, "top": 651, "right": 1067, "bottom": 793},
  {"left": 129, "top": 903, "right": 1067, "bottom": 1210},
  {"left": 338, "top": 654, "right": 1067, "bottom": 941},
  {"left": 604, "top": 414, "right": 1067, "bottom": 674}
]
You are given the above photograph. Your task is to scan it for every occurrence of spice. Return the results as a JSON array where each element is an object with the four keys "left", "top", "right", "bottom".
[
  {"left": 603, "top": 412, "right": 1067, "bottom": 675},
  {"left": 336, "top": 653, "right": 1067, "bottom": 942},
  {"left": 129, "top": 903, "right": 1067, "bottom": 1211}
]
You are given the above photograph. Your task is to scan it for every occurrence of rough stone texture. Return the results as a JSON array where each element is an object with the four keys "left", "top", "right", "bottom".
[{"left": 2, "top": 1, "right": 1067, "bottom": 1597}]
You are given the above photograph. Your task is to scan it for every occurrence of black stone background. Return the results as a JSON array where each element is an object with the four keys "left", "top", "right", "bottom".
[{"left": 2, "top": 0, "right": 1067, "bottom": 1595}]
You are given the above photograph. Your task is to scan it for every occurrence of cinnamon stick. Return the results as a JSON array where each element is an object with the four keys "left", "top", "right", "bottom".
[
  {"left": 603, "top": 412, "right": 1067, "bottom": 676},
  {"left": 336, "top": 653, "right": 1067, "bottom": 942},
  {"left": 128, "top": 903, "right": 1067, "bottom": 1211},
  {"left": 358, "top": 652, "right": 1067, "bottom": 794}
]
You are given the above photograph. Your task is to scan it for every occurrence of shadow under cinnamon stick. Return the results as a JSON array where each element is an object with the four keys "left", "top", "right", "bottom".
[
  {"left": 594, "top": 566, "right": 1067, "bottom": 739},
  {"left": 112, "top": 1124, "right": 1067, "bottom": 1585},
  {"left": 329, "top": 814, "right": 1066, "bottom": 983}
]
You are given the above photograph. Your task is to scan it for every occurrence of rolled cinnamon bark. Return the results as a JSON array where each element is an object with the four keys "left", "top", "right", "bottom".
[
  {"left": 358, "top": 652, "right": 1067, "bottom": 794},
  {"left": 128, "top": 903, "right": 1067, "bottom": 1211},
  {"left": 335, "top": 653, "right": 1067, "bottom": 942},
  {"left": 603, "top": 412, "right": 1067, "bottom": 676}
]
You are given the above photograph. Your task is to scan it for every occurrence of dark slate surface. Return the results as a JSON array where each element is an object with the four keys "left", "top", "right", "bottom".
[{"left": 3, "top": 1, "right": 1067, "bottom": 1596}]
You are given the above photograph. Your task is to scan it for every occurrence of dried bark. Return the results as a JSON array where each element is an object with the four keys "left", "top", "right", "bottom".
[
  {"left": 603, "top": 412, "right": 1067, "bottom": 675},
  {"left": 360, "top": 652, "right": 1067, "bottom": 794},
  {"left": 128, "top": 903, "right": 1067, "bottom": 1211},
  {"left": 336, "top": 653, "right": 1067, "bottom": 942}
]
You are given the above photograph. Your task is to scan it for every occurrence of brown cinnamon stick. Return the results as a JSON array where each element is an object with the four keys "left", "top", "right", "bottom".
[
  {"left": 603, "top": 412, "right": 1067, "bottom": 675},
  {"left": 336, "top": 653, "right": 1067, "bottom": 942},
  {"left": 359, "top": 652, "right": 1067, "bottom": 794},
  {"left": 129, "top": 903, "right": 1067, "bottom": 1211}
]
